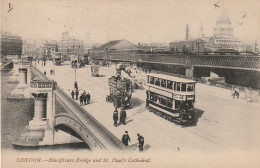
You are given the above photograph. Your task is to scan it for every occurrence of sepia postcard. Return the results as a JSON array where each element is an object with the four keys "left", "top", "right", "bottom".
[{"left": 1, "top": 0, "right": 260, "bottom": 167}]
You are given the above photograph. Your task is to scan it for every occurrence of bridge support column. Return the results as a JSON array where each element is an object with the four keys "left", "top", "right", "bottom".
[
  {"left": 185, "top": 66, "right": 194, "bottom": 78},
  {"left": 8, "top": 62, "right": 31, "bottom": 99},
  {"left": 18, "top": 68, "right": 28, "bottom": 86},
  {"left": 7, "top": 62, "right": 20, "bottom": 83},
  {"left": 29, "top": 93, "right": 48, "bottom": 127},
  {"left": 13, "top": 81, "right": 56, "bottom": 147}
]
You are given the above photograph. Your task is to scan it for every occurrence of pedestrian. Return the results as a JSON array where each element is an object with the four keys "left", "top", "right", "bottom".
[
  {"left": 87, "top": 92, "right": 90, "bottom": 104},
  {"left": 121, "top": 131, "right": 131, "bottom": 146},
  {"left": 113, "top": 109, "right": 119, "bottom": 127},
  {"left": 75, "top": 90, "right": 79, "bottom": 100},
  {"left": 119, "top": 107, "right": 127, "bottom": 125},
  {"left": 44, "top": 71, "right": 46, "bottom": 75},
  {"left": 74, "top": 81, "right": 78, "bottom": 91},
  {"left": 38, "top": 60, "right": 39, "bottom": 64},
  {"left": 234, "top": 87, "right": 240, "bottom": 99},
  {"left": 83, "top": 93, "right": 87, "bottom": 105},
  {"left": 79, "top": 94, "right": 83, "bottom": 105},
  {"left": 71, "top": 90, "right": 75, "bottom": 99},
  {"left": 44, "top": 61, "right": 46, "bottom": 67},
  {"left": 137, "top": 133, "right": 144, "bottom": 152}
]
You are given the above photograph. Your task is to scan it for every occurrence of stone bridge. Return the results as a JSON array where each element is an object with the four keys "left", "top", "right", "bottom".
[{"left": 13, "top": 63, "right": 128, "bottom": 151}]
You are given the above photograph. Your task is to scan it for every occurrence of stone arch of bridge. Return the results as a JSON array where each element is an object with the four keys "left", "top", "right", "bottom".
[{"left": 54, "top": 113, "right": 105, "bottom": 150}]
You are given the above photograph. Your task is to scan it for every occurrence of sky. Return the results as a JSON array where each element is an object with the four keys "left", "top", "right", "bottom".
[{"left": 1, "top": 0, "right": 260, "bottom": 44}]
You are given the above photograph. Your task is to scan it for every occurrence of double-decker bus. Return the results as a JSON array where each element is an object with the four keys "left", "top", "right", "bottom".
[
  {"left": 53, "top": 52, "right": 63, "bottom": 65},
  {"left": 146, "top": 73, "right": 196, "bottom": 125}
]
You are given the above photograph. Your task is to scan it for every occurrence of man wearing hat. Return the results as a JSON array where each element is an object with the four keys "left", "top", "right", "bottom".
[
  {"left": 113, "top": 109, "right": 119, "bottom": 127},
  {"left": 119, "top": 106, "right": 127, "bottom": 125},
  {"left": 137, "top": 133, "right": 144, "bottom": 152},
  {"left": 121, "top": 131, "right": 131, "bottom": 146}
]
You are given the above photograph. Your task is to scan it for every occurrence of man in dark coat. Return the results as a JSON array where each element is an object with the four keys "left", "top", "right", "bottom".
[
  {"left": 122, "top": 131, "right": 131, "bottom": 146},
  {"left": 119, "top": 107, "right": 127, "bottom": 125},
  {"left": 71, "top": 90, "right": 75, "bottom": 99},
  {"left": 79, "top": 94, "right": 83, "bottom": 105},
  {"left": 137, "top": 133, "right": 144, "bottom": 152},
  {"left": 74, "top": 81, "right": 78, "bottom": 91},
  {"left": 83, "top": 93, "right": 87, "bottom": 105},
  {"left": 87, "top": 92, "right": 90, "bottom": 104},
  {"left": 75, "top": 90, "right": 79, "bottom": 100},
  {"left": 113, "top": 109, "right": 119, "bottom": 127}
]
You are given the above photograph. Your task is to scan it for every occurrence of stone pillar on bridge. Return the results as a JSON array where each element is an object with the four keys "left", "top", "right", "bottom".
[
  {"left": 12, "top": 80, "right": 57, "bottom": 147},
  {"left": 7, "top": 61, "right": 21, "bottom": 83},
  {"left": 185, "top": 66, "right": 194, "bottom": 78},
  {"left": 29, "top": 93, "right": 48, "bottom": 127},
  {"left": 9, "top": 61, "right": 32, "bottom": 98},
  {"left": 18, "top": 68, "right": 27, "bottom": 86}
]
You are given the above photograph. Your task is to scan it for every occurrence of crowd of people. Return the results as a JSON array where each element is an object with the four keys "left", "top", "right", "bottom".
[{"left": 71, "top": 81, "right": 91, "bottom": 106}]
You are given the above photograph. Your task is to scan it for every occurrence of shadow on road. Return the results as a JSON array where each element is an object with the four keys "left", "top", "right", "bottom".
[
  {"left": 143, "top": 144, "right": 151, "bottom": 152},
  {"left": 194, "top": 108, "right": 204, "bottom": 120},
  {"left": 117, "top": 119, "right": 134, "bottom": 127},
  {"left": 125, "top": 119, "right": 134, "bottom": 124},
  {"left": 128, "top": 143, "right": 138, "bottom": 151},
  {"left": 130, "top": 97, "right": 145, "bottom": 109},
  {"left": 96, "top": 75, "right": 106, "bottom": 77}
]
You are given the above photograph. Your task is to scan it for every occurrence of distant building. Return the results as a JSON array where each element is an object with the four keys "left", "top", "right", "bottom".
[
  {"left": 138, "top": 42, "right": 169, "bottom": 52},
  {"left": 198, "top": 11, "right": 243, "bottom": 52},
  {"left": 94, "top": 39, "right": 139, "bottom": 52},
  {"left": 41, "top": 40, "right": 58, "bottom": 57},
  {"left": 211, "top": 12, "right": 241, "bottom": 51},
  {"left": 59, "top": 31, "right": 84, "bottom": 58},
  {"left": 169, "top": 39, "right": 206, "bottom": 53},
  {"left": 23, "top": 40, "right": 41, "bottom": 57},
  {"left": 1, "top": 32, "right": 22, "bottom": 58}
]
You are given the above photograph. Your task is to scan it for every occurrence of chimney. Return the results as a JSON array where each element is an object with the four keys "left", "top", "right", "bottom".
[{"left": 185, "top": 25, "right": 189, "bottom": 40}]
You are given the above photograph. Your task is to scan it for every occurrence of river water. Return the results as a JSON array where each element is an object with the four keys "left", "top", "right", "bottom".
[{"left": 1, "top": 70, "right": 89, "bottom": 151}]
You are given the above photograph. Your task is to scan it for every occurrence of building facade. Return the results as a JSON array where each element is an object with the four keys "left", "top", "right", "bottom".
[
  {"left": 23, "top": 40, "right": 41, "bottom": 57},
  {"left": 1, "top": 32, "right": 22, "bottom": 58},
  {"left": 41, "top": 40, "right": 58, "bottom": 58},
  {"left": 59, "top": 31, "right": 84, "bottom": 58},
  {"left": 169, "top": 39, "right": 206, "bottom": 53}
]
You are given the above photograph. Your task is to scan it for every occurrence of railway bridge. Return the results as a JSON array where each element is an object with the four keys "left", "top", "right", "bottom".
[
  {"left": 13, "top": 63, "right": 127, "bottom": 151},
  {"left": 91, "top": 51, "right": 260, "bottom": 88}
]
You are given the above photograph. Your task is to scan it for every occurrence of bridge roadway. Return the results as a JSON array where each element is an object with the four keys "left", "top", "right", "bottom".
[
  {"left": 34, "top": 61, "right": 260, "bottom": 153},
  {"left": 31, "top": 65, "right": 128, "bottom": 151}
]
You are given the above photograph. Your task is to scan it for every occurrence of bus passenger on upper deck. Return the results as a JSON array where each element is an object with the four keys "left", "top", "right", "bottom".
[
  {"left": 167, "top": 81, "right": 173, "bottom": 89},
  {"left": 161, "top": 79, "right": 166, "bottom": 88},
  {"left": 149, "top": 77, "right": 154, "bottom": 84},
  {"left": 155, "top": 78, "right": 160, "bottom": 86},
  {"left": 177, "top": 83, "right": 181, "bottom": 91}
]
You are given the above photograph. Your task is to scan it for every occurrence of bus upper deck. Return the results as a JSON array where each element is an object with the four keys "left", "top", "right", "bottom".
[{"left": 146, "top": 73, "right": 196, "bottom": 95}]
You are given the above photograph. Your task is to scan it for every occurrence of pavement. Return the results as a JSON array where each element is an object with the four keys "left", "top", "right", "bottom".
[{"left": 35, "top": 61, "right": 260, "bottom": 153}]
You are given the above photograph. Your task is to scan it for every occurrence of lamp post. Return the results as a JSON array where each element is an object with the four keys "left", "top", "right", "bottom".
[{"left": 74, "top": 68, "right": 77, "bottom": 82}]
